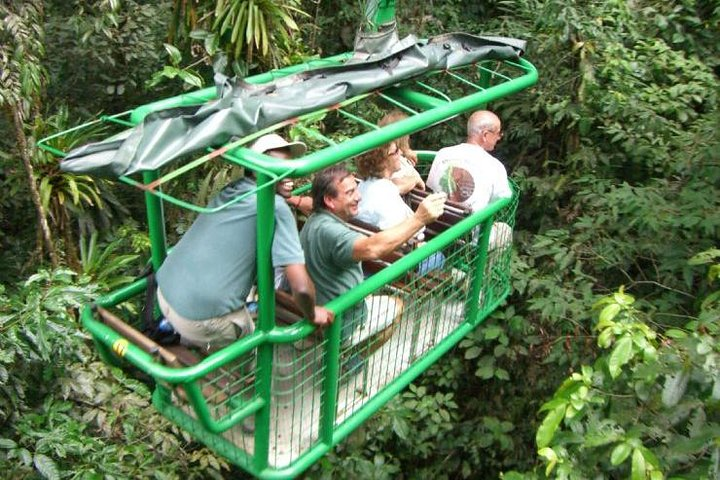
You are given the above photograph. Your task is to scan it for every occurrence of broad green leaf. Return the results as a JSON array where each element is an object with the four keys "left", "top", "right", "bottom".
[
  {"left": 688, "top": 248, "right": 720, "bottom": 265},
  {"left": 538, "top": 397, "right": 567, "bottom": 413},
  {"left": 662, "top": 370, "right": 689, "bottom": 407},
  {"left": 608, "top": 336, "right": 633, "bottom": 378},
  {"left": 639, "top": 446, "right": 660, "bottom": 469},
  {"left": 0, "top": 438, "right": 16, "bottom": 449},
  {"left": 696, "top": 339, "right": 712, "bottom": 355},
  {"left": 610, "top": 442, "right": 632, "bottom": 465},
  {"left": 701, "top": 290, "right": 720, "bottom": 310},
  {"left": 598, "top": 328, "right": 614, "bottom": 348},
  {"left": 708, "top": 264, "right": 720, "bottom": 281},
  {"left": 464, "top": 346, "right": 481, "bottom": 359},
  {"left": 599, "top": 303, "right": 621, "bottom": 324},
  {"left": 536, "top": 405, "right": 565, "bottom": 448},
  {"left": 34, "top": 454, "right": 60, "bottom": 480},
  {"left": 664, "top": 329, "right": 687, "bottom": 339},
  {"left": 391, "top": 416, "right": 409, "bottom": 440},
  {"left": 631, "top": 448, "right": 646, "bottom": 480},
  {"left": 484, "top": 325, "right": 503, "bottom": 340},
  {"left": 538, "top": 447, "right": 558, "bottom": 476},
  {"left": 500, "top": 473, "right": 525, "bottom": 480},
  {"left": 163, "top": 43, "right": 182, "bottom": 66},
  {"left": 614, "top": 291, "right": 635, "bottom": 306}
]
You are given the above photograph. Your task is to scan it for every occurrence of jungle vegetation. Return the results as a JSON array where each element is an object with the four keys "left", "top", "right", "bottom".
[{"left": 0, "top": 0, "right": 718, "bottom": 478}]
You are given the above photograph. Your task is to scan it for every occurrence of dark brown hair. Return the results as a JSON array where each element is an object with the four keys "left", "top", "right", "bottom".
[{"left": 311, "top": 164, "right": 354, "bottom": 212}]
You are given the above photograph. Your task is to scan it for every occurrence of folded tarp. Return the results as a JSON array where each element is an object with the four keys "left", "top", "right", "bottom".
[{"left": 61, "top": 33, "right": 526, "bottom": 178}]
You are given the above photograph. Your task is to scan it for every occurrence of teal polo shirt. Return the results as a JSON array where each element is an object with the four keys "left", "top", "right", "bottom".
[
  {"left": 157, "top": 178, "right": 304, "bottom": 320},
  {"left": 300, "top": 210, "right": 366, "bottom": 338}
]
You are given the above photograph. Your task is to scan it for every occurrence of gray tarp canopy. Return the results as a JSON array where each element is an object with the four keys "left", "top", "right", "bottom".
[{"left": 61, "top": 33, "right": 525, "bottom": 178}]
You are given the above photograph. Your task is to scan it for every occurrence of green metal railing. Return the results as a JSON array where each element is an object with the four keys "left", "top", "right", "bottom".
[
  {"left": 40, "top": 41, "right": 536, "bottom": 478},
  {"left": 79, "top": 184, "right": 518, "bottom": 478}
]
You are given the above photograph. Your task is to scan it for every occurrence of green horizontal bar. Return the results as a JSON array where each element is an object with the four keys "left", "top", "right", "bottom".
[
  {"left": 445, "top": 70, "right": 485, "bottom": 90},
  {"left": 237, "top": 58, "right": 537, "bottom": 177},
  {"left": 95, "top": 276, "right": 147, "bottom": 307},
  {"left": 184, "top": 380, "right": 265, "bottom": 434},
  {"left": 150, "top": 124, "right": 289, "bottom": 190},
  {"left": 36, "top": 110, "right": 133, "bottom": 157},
  {"left": 153, "top": 389, "right": 256, "bottom": 470},
  {"left": 478, "top": 62, "right": 513, "bottom": 82},
  {"left": 252, "top": 277, "right": 513, "bottom": 480},
  {"left": 414, "top": 81, "right": 454, "bottom": 102},
  {"left": 337, "top": 108, "right": 380, "bottom": 131},
  {"left": 294, "top": 124, "right": 338, "bottom": 147},
  {"left": 324, "top": 194, "right": 513, "bottom": 315},
  {"left": 119, "top": 173, "right": 283, "bottom": 215},
  {"left": 122, "top": 90, "right": 375, "bottom": 213},
  {"left": 100, "top": 115, "right": 136, "bottom": 128},
  {"left": 376, "top": 91, "right": 420, "bottom": 115},
  {"left": 82, "top": 303, "right": 318, "bottom": 383}
]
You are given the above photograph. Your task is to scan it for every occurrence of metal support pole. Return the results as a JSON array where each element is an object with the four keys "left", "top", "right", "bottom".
[
  {"left": 367, "top": 0, "right": 396, "bottom": 30},
  {"left": 465, "top": 220, "right": 493, "bottom": 325},
  {"left": 320, "top": 313, "right": 341, "bottom": 444},
  {"left": 143, "top": 170, "right": 167, "bottom": 271},
  {"left": 253, "top": 172, "right": 276, "bottom": 472}
]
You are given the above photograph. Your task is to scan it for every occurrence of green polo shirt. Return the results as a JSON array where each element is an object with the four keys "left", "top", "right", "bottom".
[
  {"left": 300, "top": 210, "right": 366, "bottom": 338},
  {"left": 157, "top": 178, "right": 304, "bottom": 320}
]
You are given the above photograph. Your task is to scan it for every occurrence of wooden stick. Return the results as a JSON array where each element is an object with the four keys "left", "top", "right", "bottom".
[{"left": 96, "top": 306, "right": 182, "bottom": 368}]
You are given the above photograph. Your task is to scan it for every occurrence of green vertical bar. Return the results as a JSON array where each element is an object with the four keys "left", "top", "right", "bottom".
[
  {"left": 465, "top": 219, "right": 494, "bottom": 325},
  {"left": 369, "top": 0, "right": 396, "bottom": 29},
  {"left": 143, "top": 170, "right": 167, "bottom": 271},
  {"left": 253, "top": 172, "right": 275, "bottom": 472},
  {"left": 477, "top": 61, "right": 493, "bottom": 110},
  {"left": 320, "top": 313, "right": 341, "bottom": 443},
  {"left": 184, "top": 381, "right": 216, "bottom": 427}
]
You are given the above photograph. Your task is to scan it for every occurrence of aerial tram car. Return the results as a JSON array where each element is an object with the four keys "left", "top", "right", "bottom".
[{"left": 39, "top": 2, "right": 538, "bottom": 478}]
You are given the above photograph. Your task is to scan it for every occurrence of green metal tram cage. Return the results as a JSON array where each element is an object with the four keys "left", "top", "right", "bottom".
[{"left": 38, "top": 7, "right": 538, "bottom": 480}]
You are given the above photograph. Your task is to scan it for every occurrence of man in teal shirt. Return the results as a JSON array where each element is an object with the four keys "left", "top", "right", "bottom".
[
  {"left": 157, "top": 134, "right": 332, "bottom": 352},
  {"left": 301, "top": 165, "right": 446, "bottom": 346}
]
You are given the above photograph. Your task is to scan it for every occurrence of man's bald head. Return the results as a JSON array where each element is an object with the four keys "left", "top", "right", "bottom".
[{"left": 467, "top": 110, "right": 503, "bottom": 152}]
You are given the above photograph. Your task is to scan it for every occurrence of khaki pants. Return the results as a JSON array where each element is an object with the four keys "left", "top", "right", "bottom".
[{"left": 157, "top": 288, "right": 255, "bottom": 353}]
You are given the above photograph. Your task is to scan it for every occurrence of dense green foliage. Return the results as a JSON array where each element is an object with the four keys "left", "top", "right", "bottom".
[{"left": 0, "top": 0, "right": 718, "bottom": 478}]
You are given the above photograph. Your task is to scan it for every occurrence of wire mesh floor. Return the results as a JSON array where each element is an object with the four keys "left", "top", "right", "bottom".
[{"left": 246, "top": 293, "right": 463, "bottom": 467}]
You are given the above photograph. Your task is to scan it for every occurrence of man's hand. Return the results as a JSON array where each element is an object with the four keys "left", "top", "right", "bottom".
[
  {"left": 414, "top": 192, "right": 447, "bottom": 225},
  {"left": 312, "top": 306, "right": 334, "bottom": 327}
]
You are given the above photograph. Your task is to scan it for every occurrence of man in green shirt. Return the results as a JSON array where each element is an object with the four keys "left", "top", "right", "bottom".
[
  {"left": 301, "top": 165, "right": 446, "bottom": 346},
  {"left": 157, "top": 134, "right": 332, "bottom": 352}
]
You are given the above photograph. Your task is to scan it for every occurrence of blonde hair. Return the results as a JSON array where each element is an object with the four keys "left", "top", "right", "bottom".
[{"left": 378, "top": 110, "right": 418, "bottom": 164}]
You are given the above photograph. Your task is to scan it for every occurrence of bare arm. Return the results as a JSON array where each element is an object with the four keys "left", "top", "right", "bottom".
[
  {"left": 352, "top": 192, "right": 446, "bottom": 261},
  {"left": 283, "top": 263, "right": 334, "bottom": 327},
  {"left": 391, "top": 173, "right": 425, "bottom": 195},
  {"left": 284, "top": 264, "right": 315, "bottom": 321},
  {"left": 287, "top": 195, "right": 314, "bottom": 216}
]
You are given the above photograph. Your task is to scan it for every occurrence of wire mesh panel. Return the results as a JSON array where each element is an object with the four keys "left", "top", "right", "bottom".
[
  {"left": 145, "top": 190, "right": 517, "bottom": 474},
  {"left": 267, "top": 336, "right": 328, "bottom": 467}
]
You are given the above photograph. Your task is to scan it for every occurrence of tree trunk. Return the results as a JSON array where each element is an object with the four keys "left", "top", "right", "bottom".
[{"left": 8, "top": 104, "right": 59, "bottom": 268}]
